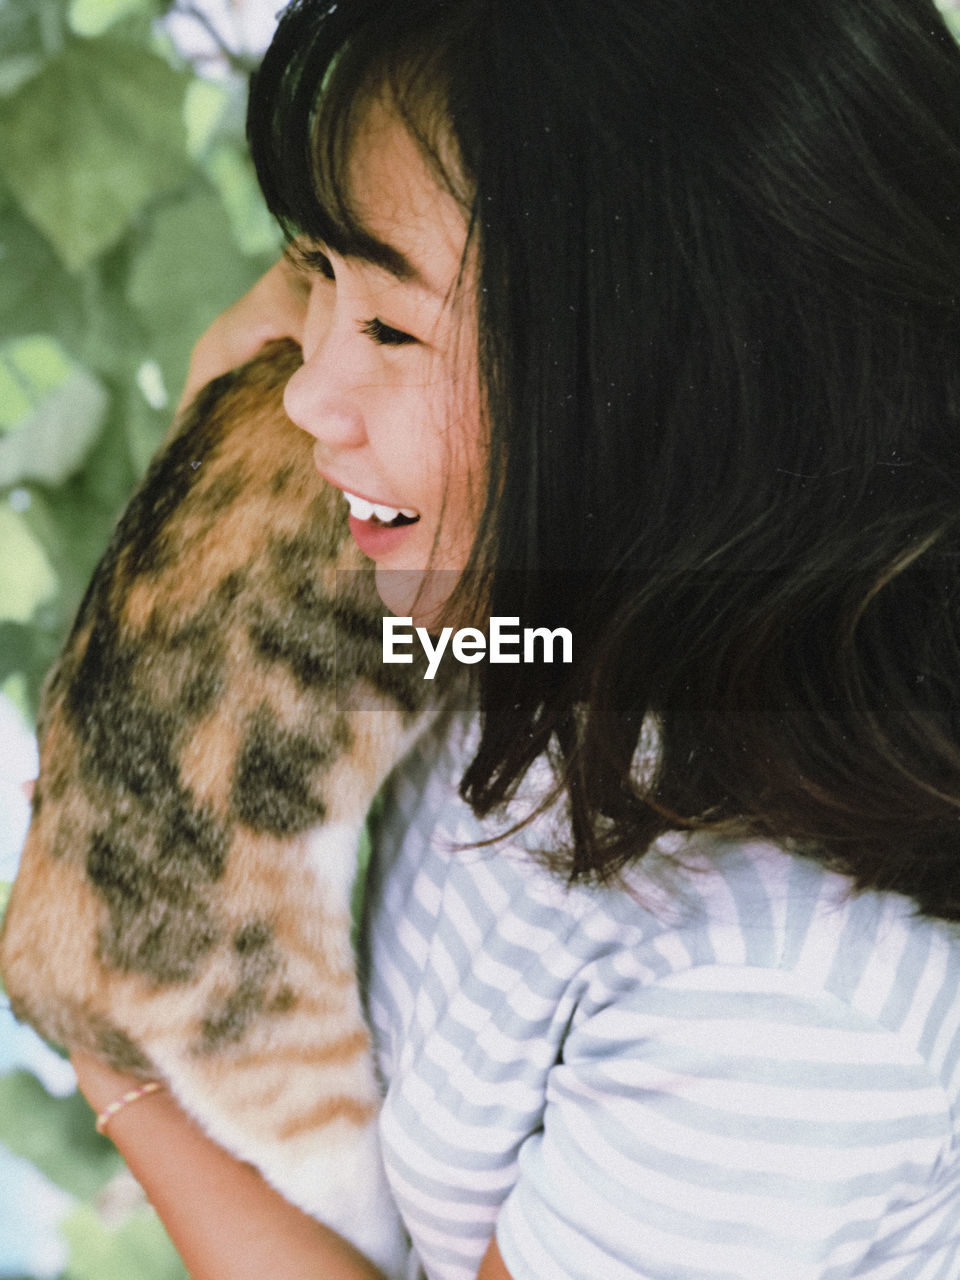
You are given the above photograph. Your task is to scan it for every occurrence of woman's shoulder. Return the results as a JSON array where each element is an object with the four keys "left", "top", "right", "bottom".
[
  {"left": 375, "top": 705, "right": 960, "bottom": 1098},
  {"left": 626, "top": 838, "right": 960, "bottom": 1027},
  {"left": 494, "top": 843, "right": 960, "bottom": 1280},
  {"left": 372, "top": 747, "right": 960, "bottom": 1278},
  {"left": 548, "top": 837, "right": 960, "bottom": 1103}
]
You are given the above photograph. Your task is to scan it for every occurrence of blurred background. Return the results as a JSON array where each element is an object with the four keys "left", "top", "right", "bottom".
[
  {"left": 3, "top": 0, "right": 960, "bottom": 1274},
  {"left": 0, "top": 0, "right": 282, "bottom": 1272}
]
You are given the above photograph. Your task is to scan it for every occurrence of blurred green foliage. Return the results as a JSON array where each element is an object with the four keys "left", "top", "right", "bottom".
[
  {"left": 0, "top": 1072, "right": 124, "bottom": 1201},
  {"left": 0, "top": 0, "right": 279, "bottom": 1272},
  {"left": 942, "top": 0, "right": 960, "bottom": 40},
  {"left": 0, "top": 0, "right": 279, "bottom": 724}
]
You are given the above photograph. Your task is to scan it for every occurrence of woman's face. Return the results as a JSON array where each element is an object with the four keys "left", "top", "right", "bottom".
[{"left": 282, "top": 103, "right": 483, "bottom": 628}]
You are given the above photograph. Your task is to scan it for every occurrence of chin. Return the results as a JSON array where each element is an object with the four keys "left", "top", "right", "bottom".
[{"left": 374, "top": 565, "right": 463, "bottom": 631}]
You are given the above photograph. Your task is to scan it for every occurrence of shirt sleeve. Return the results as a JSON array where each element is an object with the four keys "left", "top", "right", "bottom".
[{"left": 494, "top": 964, "right": 957, "bottom": 1280}]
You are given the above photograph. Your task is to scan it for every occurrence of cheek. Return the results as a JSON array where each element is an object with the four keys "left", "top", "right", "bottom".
[
  {"left": 448, "top": 383, "right": 487, "bottom": 534},
  {"left": 433, "top": 357, "right": 485, "bottom": 503},
  {"left": 398, "top": 368, "right": 479, "bottom": 505}
]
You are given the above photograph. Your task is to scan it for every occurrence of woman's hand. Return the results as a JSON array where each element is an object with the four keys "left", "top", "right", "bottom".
[
  {"left": 70, "top": 1048, "right": 386, "bottom": 1280},
  {"left": 71, "top": 1048, "right": 156, "bottom": 1120},
  {"left": 177, "top": 254, "right": 309, "bottom": 413}
]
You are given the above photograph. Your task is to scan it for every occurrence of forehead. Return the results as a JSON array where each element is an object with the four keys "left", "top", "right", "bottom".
[{"left": 337, "top": 101, "right": 470, "bottom": 300}]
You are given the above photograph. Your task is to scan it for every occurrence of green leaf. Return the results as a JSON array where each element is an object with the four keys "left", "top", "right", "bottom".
[
  {"left": 0, "top": 1071, "right": 124, "bottom": 1199},
  {"left": 61, "top": 1200, "right": 187, "bottom": 1280},
  {"left": 0, "top": 336, "right": 109, "bottom": 487},
  {"left": 935, "top": 0, "right": 960, "bottom": 40},
  {"left": 0, "top": 0, "right": 66, "bottom": 96},
  {"left": 0, "top": 38, "right": 191, "bottom": 272},
  {"left": 0, "top": 619, "right": 61, "bottom": 718},
  {"left": 0, "top": 52, "right": 45, "bottom": 97},
  {"left": 11, "top": 469, "right": 125, "bottom": 629},
  {"left": 126, "top": 187, "right": 272, "bottom": 398},
  {"left": 0, "top": 504, "right": 59, "bottom": 623},
  {"left": 0, "top": 191, "right": 86, "bottom": 346},
  {"left": 183, "top": 77, "right": 231, "bottom": 159},
  {"left": 1, "top": 669, "right": 32, "bottom": 725},
  {"left": 68, "top": 0, "right": 153, "bottom": 39},
  {"left": 121, "top": 383, "right": 169, "bottom": 476},
  {"left": 204, "top": 143, "right": 282, "bottom": 258},
  {"left": 74, "top": 242, "right": 152, "bottom": 383},
  {"left": 0, "top": 334, "right": 76, "bottom": 427}
]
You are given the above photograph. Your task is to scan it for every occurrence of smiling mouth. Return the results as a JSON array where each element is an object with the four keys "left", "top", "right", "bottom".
[{"left": 342, "top": 489, "right": 420, "bottom": 528}]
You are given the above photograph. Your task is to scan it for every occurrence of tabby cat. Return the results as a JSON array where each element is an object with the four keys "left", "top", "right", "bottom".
[{"left": 0, "top": 338, "right": 442, "bottom": 1272}]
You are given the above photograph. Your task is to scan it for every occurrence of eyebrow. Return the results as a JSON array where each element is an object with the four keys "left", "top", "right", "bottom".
[{"left": 290, "top": 228, "right": 439, "bottom": 296}]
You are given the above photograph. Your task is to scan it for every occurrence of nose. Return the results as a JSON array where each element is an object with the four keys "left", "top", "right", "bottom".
[
  {"left": 283, "top": 350, "right": 367, "bottom": 450},
  {"left": 282, "top": 280, "right": 366, "bottom": 449}
]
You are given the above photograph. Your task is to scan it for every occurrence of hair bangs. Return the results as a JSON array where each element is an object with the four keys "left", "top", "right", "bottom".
[
  {"left": 248, "top": 0, "right": 473, "bottom": 259},
  {"left": 246, "top": 2, "right": 376, "bottom": 252}
]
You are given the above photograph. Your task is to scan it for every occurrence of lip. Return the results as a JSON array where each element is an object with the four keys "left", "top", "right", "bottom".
[
  {"left": 346, "top": 514, "right": 418, "bottom": 560},
  {"left": 313, "top": 450, "right": 420, "bottom": 561}
]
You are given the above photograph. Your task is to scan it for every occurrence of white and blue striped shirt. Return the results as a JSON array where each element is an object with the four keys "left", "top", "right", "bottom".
[{"left": 363, "top": 706, "right": 960, "bottom": 1280}]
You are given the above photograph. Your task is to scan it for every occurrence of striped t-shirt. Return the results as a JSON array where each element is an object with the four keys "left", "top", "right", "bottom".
[{"left": 362, "top": 705, "right": 960, "bottom": 1280}]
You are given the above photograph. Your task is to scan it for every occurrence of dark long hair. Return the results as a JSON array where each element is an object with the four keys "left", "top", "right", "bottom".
[{"left": 248, "top": 0, "right": 960, "bottom": 919}]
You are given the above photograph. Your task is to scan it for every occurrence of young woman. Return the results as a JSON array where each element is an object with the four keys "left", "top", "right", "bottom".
[{"left": 73, "top": 0, "right": 960, "bottom": 1276}]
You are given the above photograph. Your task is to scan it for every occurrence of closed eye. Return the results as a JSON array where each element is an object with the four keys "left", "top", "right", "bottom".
[{"left": 358, "top": 317, "right": 418, "bottom": 346}]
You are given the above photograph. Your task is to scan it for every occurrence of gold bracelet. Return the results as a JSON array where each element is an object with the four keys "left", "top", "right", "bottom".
[{"left": 95, "top": 1081, "right": 164, "bottom": 1135}]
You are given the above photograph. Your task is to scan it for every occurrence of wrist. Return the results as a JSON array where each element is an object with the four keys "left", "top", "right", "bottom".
[
  {"left": 71, "top": 1049, "right": 173, "bottom": 1146},
  {"left": 95, "top": 1080, "right": 165, "bottom": 1135},
  {"left": 99, "top": 1083, "right": 185, "bottom": 1155}
]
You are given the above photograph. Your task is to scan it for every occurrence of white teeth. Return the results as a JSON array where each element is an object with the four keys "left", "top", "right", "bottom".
[
  {"left": 344, "top": 492, "right": 375, "bottom": 521},
  {"left": 343, "top": 490, "right": 418, "bottom": 524},
  {"left": 372, "top": 502, "right": 401, "bottom": 523}
]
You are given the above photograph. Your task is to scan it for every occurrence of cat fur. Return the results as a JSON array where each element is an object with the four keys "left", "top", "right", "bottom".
[{"left": 0, "top": 338, "right": 440, "bottom": 1273}]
